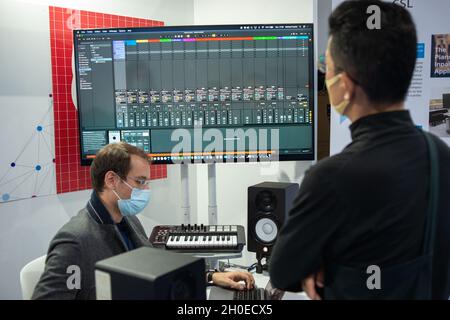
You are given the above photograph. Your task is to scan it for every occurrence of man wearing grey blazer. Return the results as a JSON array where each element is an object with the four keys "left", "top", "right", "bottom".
[{"left": 32, "top": 142, "right": 254, "bottom": 299}]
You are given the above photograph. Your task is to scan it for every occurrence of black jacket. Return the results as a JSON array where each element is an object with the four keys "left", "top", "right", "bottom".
[
  {"left": 270, "top": 111, "right": 450, "bottom": 299},
  {"left": 32, "top": 192, "right": 150, "bottom": 300}
]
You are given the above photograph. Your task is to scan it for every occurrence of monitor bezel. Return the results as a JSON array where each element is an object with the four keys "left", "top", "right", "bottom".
[{"left": 73, "top": 23, "right": 315, "bottom": 166}]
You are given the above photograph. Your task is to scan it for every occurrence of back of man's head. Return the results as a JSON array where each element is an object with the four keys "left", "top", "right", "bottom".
[{"left": 329, "top": 0, "right": 417, "bottom": 107}]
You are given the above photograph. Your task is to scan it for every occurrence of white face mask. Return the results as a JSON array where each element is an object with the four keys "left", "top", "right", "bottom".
[{"left": 325, "top": 73, "right": 350, "bottom": 115}]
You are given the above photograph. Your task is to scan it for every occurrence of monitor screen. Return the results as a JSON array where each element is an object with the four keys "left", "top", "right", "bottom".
[
  {"left": 443, "top": 93, "right": 450, "bottom": 109},
  {"left": 73, "top": 24, "right": 315, "bottom": 165}
]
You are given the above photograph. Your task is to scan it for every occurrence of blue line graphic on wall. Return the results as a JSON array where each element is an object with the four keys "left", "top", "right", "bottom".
[{"left": 0, "top": 105, "right": 56, "bottom": 203}]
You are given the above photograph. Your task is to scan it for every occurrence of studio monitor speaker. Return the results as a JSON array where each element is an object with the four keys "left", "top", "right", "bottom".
[{"left": 247, "top": 182, "right": 299, "bottom": 273}]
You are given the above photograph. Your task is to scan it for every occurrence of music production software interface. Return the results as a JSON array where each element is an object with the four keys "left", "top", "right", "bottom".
[{"left": 74, "top": 24, "right": 314, "bottom": 164}]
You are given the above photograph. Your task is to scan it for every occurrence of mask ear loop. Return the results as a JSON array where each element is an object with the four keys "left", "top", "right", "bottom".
[
  {"left": 111, "top": 172, "right": 126, "bottom": 200},
  {"left": 113, "top": 171, "right": 134, "bottom": 190},
  {"left": 326, "top": 73, "right": 342, "bottom": 88},
  {"left": 112, "top": 189, "right": 122, "bottom": 200},
  {"left": 122, "top": 179, "right": 134, "bottom": 190}
]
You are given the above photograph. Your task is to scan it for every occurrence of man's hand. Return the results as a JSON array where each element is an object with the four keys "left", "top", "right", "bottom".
[
  {"left": 302, "top": 269, "right": 324, "bottom": 300},
  {"left": 212, "top": 271, "right": 255, "bottom": 290}
]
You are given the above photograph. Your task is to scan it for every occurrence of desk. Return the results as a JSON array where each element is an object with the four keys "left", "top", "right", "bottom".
[
  {"left": 430, "top": 120, "right": 450, "bottom": 137},
  {"left": 206, "top": 268, "right": 310, "bottom": 300}
]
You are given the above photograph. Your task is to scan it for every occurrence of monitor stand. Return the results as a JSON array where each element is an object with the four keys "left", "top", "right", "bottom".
[{"left": 180, "top": 162, "right": 218, "bottom": 225}]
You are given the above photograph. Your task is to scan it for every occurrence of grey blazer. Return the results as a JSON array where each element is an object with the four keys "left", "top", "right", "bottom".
[{"left": 32, "top": 207, "right": 150, "bottom": 300}]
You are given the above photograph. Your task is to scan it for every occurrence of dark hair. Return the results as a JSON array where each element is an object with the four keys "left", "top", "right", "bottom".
[
  {"left": 90, "top": 142, "right": 149, "bottom": 192},
  {"left": 328, "top": 0, "right": 417, "bottom": 105}
]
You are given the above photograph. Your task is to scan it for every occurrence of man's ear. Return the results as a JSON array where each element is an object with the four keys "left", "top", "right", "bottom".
[
  {"left": 104, "top": 171, "right": 118, "bottom": 190},
  {"left": 340, "top": 72, "right": 355, "bottom": 100}
]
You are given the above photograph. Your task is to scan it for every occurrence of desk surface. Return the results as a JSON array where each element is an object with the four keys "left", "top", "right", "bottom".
[
  {"left": 206, "top": 268, "right": 310, "bottom": 300},
  {"left": 430, "top": 120, "right": 450, "bottom": 138}
]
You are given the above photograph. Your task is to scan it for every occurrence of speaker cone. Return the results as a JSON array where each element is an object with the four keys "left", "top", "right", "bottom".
[{"left": 254, "top": 217, "right": 278, "bottom": 243}]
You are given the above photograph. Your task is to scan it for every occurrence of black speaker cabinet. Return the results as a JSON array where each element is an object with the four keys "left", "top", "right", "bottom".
[
  {"left": 95, "top": 247, "right": 206, "bottom": 300},
  {"left": 248, "top": 182, "right": 299, "bottom": 272}
]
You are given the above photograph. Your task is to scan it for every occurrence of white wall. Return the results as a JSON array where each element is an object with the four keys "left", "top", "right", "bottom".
[
  {"left": 316, "top": 0, "right": 332, "bottom": 58},
  {"left": 430, "top": 87, "right": 450, "bottom": 100},
  {"left": 194, "top": 0, "right": 313, "bottom": 25}
]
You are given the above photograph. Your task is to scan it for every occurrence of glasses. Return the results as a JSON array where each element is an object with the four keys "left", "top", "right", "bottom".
[{"left": 126, "top": 176, "right": 152, "bottom": 188}]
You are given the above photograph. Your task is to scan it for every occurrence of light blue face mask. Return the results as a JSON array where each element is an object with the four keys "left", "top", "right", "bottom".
[{"left": 112, "top": 178, "right": 151, "bottom": 216}]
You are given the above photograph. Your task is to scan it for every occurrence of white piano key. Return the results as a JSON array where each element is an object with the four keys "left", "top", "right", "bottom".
[
  {"left": 194, "top": 236, "right": 200, "bottom": 248},
  {"left": 171, "top": 236, "right": 177, "bottom": 249},
  {"left": 201, "top": 237, "right": 206, "bottom": 248},
  {"left": 215, "top": 235, "right": 220, "bottom": 246},
  {"left": 186, "top": 235, "right": 193, "bottom": 248},
  {"left": 181, "top": 235, "right": 188, "bottom": 248},
  {"left": 207, "top": 236, "right": 214, "bottom": 248},
  {"left": 219, "top": 236, "right": 225, "bottom": 247},
  {"left": 232, "top": 235, "right": 237, "bottom": 247},
  {"left": 166, "top": 235, "right": 175, "bottom": 248}
]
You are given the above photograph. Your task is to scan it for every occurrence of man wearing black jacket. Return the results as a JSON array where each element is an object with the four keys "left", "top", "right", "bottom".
[{"left": 270, "top": 0, "right": 450, "bottom": 299}]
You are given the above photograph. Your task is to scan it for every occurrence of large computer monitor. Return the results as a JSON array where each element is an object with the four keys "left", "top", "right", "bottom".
[
  {"left": 443, "top": 93, "right": 450, "bottom": 109},
  {"left": 73, "top": 24, "right": 315, "bottom": 165}
]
